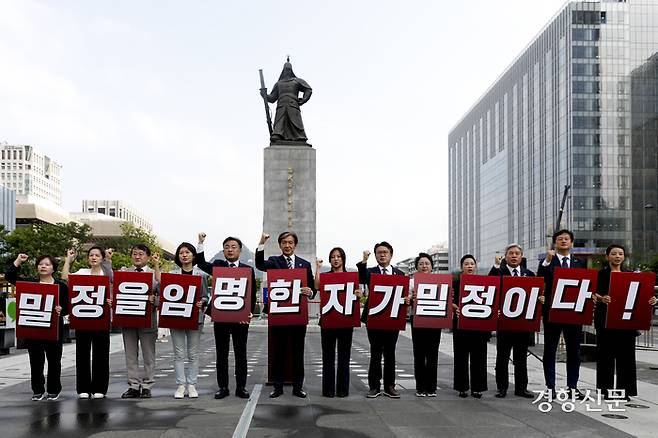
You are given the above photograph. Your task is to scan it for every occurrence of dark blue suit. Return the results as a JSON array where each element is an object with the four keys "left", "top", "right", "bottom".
[
  {"left": 537, "top": 254, "right": 587, "bottom": 390},
  {"left": 256, "top": 249, "right": 316, "bottom": 391}
]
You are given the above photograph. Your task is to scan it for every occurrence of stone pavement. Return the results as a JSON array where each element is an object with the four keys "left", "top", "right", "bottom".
[{"left": 0, "top": 320, "right": 656, "bottom": 437}]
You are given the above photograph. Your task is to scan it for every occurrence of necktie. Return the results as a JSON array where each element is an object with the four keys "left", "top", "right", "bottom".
[
  {"left": 286, "top": 257, "right": 293, "bottom": 269},
  {"left": 512, "top": 268, "right": 518, "bottom": 276},
  {"left": 381, "top": 267, "right": 387, "bottom": 275},
  {"left": 229, "top": 263, "right": 236, "bottom": 268},
  {"left": 135, "top": 267, "right": 143, "bottom": 272},
  {"left": 561, "top": 257, "right": 569, "bottom": 268}
]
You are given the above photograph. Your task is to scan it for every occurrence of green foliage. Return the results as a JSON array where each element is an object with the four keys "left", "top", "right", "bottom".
[
  {"left": 644, "top": 253, "right": 658, "bottom": 273},
  {"left": 102, "top": 223, "right": 174, "bottom": 272}
]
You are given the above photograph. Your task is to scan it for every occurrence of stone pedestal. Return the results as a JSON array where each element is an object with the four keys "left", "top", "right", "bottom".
[{"left": 263, "top": 143, "right": 316, "bottom": 264}]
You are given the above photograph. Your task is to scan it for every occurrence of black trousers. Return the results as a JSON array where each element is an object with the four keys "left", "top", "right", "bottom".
[
  {"left": 75, "top": 330, "right": 111, "bottom": 394},
  {"left": 321, "top": 327, "right": 353, "bottom": 396},
  {"left": 543, "top": 322, "right": 582, "bottom": 389},
  {"left": 411, "top": 327, "right": 442, "bottom": 393},
  {"left": 453, "top": 329, "right": 488, "bottom": 392},
  {"left": 271, "top": 325, "right": 306, "bottom": 390},
  {"left": 27, "top": 339, "right": 63, "bottom": 395},
  {"left": 367, "top": 328, "right": 399, "bottom": 391},
  {"left": 495, "top": 330, "right": 529, "bottom": 393},
  {"left": 214, "top": 322, "right": 249, "bottom": 389},
  {"left": 596, "top": 328, "right": 637, "bottom": 397}
]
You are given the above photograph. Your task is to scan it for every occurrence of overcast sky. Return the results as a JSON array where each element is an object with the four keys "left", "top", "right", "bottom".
[{"left": 0, "top": 0, "right": 568, "bottom": 265}]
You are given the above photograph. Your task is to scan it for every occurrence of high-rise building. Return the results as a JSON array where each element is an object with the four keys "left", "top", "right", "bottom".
[
  {"left": 81, "top": 199, "right": 153, "bottom": 232},
  {"left": 449, "top": 0, "right": 658, "bottom": 269},
  {"left": 0, "top": 143, "right": 62, "bottom": 207},
  {"left": 0, "top": 185, "right": 16, "bottom": 232}
]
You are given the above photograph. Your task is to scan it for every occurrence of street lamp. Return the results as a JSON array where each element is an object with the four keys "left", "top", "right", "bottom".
[{"left": 643, "top": 203, "right": 654, "bottom": 264}]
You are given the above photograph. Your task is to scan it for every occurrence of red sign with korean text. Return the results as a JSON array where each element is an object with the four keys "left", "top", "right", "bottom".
[
  {"left": 606, "top": 271, "right": 656, "bottom": 330},
  {"left": 68, "top": 274, "right": 111, "bottom": 331},
  {"left": 319, "top": 272, "right": 361, "bottom": 329},
  {"left": 457, "top": 275, "right": 499, "bottom": 331},
  {"left": 158, "top": 273, "right": 201, "bottom": 330},
  {"left": 498, "top": 276, "right": 544, "bottom": 332},
  {"left": 548, "top": 267, "right": 597, "bottom": 325},
  {"left": 211, "top": 267, "right": 253, "bottom": 323},
  {"left": 16, "top": 281, "right": 60, "bottom": 341},
  {"left": 267, "top": 269, "right": 308, "bottom": 326},
  {"left": 366, "top": 273, "right": 408, "bottom": 330},
  {"left": 112, "top": 271, "right": 153, "bottom": 328},
  {"left": 412, "top": 273, "right": 453, "bottom": 329}
]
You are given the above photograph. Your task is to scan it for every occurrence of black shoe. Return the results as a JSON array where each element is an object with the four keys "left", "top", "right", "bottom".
[
  {"left": 568, "top": 388, "right": 585, "bottom": 400},
  {"left": 336, "top": 391, "right": 348, "bottom": 398},
  {"left": 547, "top": 387, "right": 556, "bottom": 401},
  {"left": 384, "top": 386, "right": 400, "bottom": 399},
  {"left": 366, "top": 389, "right": 381, "bottom": 398},
  {"left": 323, "top": 391, "right": 335, "bottom": 398},
  {"left": 471, "top": 391, "right": 482, "bottom": 399},
  {"left": 121, "top": 388, "right": 141, "bottom": 399},
  {"left": 292, "top": 388, "right": 307, "bottom": 398},
  {"left": 514, "top": 390, "right": 534, "bottom": 399},
  {"left": 495, "top": 390, "right": 507, "bottom": 398},
  {"left": 214, "top": 387, "right": 229, "bottom": 399},
  {"left": 269, "top": 388, "right": 283, "bottom": 398},
  {"left": 458, "top": 391, "right": 468, "bottom": 398},
  {"left": 140, "top": 388, "right": 151, "bottom": 398},
  {"left": 235, "top": 388, "right": 249, "bottom": 399}
]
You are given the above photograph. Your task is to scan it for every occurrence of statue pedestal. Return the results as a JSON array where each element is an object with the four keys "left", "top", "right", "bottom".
[{"left": 262, "top": 144, "right": 316, "bottom": 264}]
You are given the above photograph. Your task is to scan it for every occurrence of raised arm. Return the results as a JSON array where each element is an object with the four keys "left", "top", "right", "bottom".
[
  {"left": 61, "top": 249, "right": 77, "bottom": 282},
  {"left": 5, "top": 254, "right": 29, "bottom": 285}
]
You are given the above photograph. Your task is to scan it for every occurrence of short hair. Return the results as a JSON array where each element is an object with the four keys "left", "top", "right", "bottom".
[
  {"left": 328, "top": 247, "right": 347, "bottom": 271},
  {"left": 505, "top": 243, "right": 523, "bottom": 254},
  {"left": 35, "top": 255, "right": 58, "bottom": 272},
  {"left": 87, "top": 246, "right": 106, "bottom": 259},
  {"left": 174, "top": 242, "right": 197, "bottom": 267},
  {"left": 460, "top": 254, "right": 477, "bottom": 267},
  {"left": 552, "top": 229, "right": 574, "bottom": 244},
  {"left": 277, "top": 231, "right": 298, "bottom": 245},
  {"left": 414, "top": 252, "right": 434, "bottom": 269},
  {"left": 605, "top": 244, "right": 626, "bottom": 256},
  {"left": 223, "top": 236, "right": 243, "bottom": 249},
  {"left": 130, "top": 244, "right": 151, "bottom": 256},
  {"left": 374, "top": 241, "right": 394, "bottom": 255}
]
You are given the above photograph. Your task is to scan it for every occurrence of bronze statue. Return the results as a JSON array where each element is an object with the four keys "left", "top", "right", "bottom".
[{"left": 259, "top": 59, "right": 312, "bottom": 144}]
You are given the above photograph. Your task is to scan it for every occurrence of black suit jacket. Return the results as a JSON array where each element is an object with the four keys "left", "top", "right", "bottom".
[
  {"left": 255, "top": 249, "right": 316, "bottom": 299},
  {"left": 196, "top": 251, "right": 258, "bottom": 313},
  {"left": 537, "top": 254, "right": 587, "bottom": 320},
  {"left": 488, "top": 265, "right": 535, "bottom": 278},
  {"left": 356, "top": 261, "right": 406, "bottom": 324}
]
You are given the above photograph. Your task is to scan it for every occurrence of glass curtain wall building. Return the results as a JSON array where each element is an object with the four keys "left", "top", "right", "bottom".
[{"left": 449, "top": 0, "right": 658, "bottom": 269}]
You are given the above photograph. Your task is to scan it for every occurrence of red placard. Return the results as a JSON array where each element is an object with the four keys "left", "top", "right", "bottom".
[
  {"left": 68, "top": 274, "right": 111, "bottom": 331},
  {"left": 267, "top": 269, "right": 308, "bottom": 326},
  {"left": 16, "top": 281, "right": 60, "bottom": 341},
  {"left": 606, "top": 271, "right": 656, "bottom": 330},
  {"left": 548, "top": 267, "right": 597, "bottom": 325},
  {"left": 366, "top": 273, "right": 408, "bottom": 330},
  {"left": 211, "top": 267, "right": 253, "bottom": 323},
  {"left": 498, "top": 276, "right": 544, "bottom": 332},
  {"left": 158, "top": 273, "right": 201, "bottom": 330},
  {"left": 457, "top": 275, "right": 499, "bottom": 331},
  {"left": 112, "top": 271, "right": 153, "bottom": 329},
  {"left": 412, "top": 273, "right": 453, "bottom": 329},
  {"left": 319, "top": 272, "right": 361, "bottom": 329}
]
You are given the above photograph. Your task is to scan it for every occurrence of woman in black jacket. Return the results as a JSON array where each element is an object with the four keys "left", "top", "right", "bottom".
[{"left": 6, "top": 253, "right": 69, "bottom": 401}]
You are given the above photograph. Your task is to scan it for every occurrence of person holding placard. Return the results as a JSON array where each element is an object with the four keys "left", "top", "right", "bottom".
[
  {"left": 6, "top": 253, "right": 69, "bottom": 401},
  {"left": 168, "top": 242, "right": 209, "bottom": 399},
  {"left": 593, "top": 244, "right": 657, "bottom": 400},
  {"left": 62, "top": 246, "right": 113, "bottom": 399}
]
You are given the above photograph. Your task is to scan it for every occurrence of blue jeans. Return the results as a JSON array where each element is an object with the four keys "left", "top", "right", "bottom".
[{"left": 170, "top": 325, "right": 203, "bottom": 385}]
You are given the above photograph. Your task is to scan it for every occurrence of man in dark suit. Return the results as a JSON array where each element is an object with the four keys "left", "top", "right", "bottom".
[
  {"left": 256, "top": 231, "right": 315, "bottom": 399},
  {"left": 489, "top": 244, "right": 543, "bottom": 399},
  {"left": 357, "top": 241, "right": 406, "bottom": 399},
  {"left": 196, "top": 233, "right": 256, "bottom": 400},
  {"left": 538, "top": 229, "right": 587, "bottom": 399}
]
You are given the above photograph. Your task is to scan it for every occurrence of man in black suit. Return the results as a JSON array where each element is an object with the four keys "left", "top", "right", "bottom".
[
  {"left": 357, "top": 241, "right": 406, "bottom": 399},
  {"left": 489, "top": 243, "right": 544, "bottom": 399},
  {"left": 537, "top": 229, "right": 587, "bottom": 399},
  {"left": 196, "top": 233, "right": 256, "bottom": 400},
  {"left": 256, "top": 231, "right": 315, "bottom": 399}
]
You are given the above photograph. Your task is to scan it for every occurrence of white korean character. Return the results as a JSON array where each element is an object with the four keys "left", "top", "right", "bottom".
[
  {"left": 461, "top": 285, "right": 496, "bottom": 318},
  {"left": 115, "top": 282, "right": 149, "bottom": 315},
  {"left": 321, "top": 282, "right": 358, "bottom": 316},
  {"left": 605, "top": 389, "right": 627, "bottom": 412},
  {"left": 415, "top": 283, "right": 449, "bottom": 317},
  {"left": 532, "top": 389, "right": 553, "bottom": 413},
  {"left": 369, "top": 285, "right": 405, "bottom": 318},
  {"left": 581, "top": 389, "right": 603, "bottom": 412},
  {"left": 161, "top": 284, "right": 196, "bottom": 318},
  {"left": 71, "top": 285, "right": 106, "bottom": 318},
  {"left": 269, "top": 279, "right": 302, "bottom": 314},
  {"left": 19, "top": 293, "right": 54, "bottom": 327},
  {"left": 555, "top": 388, "right": 575, "bottom": 412},
  {"left": 552, "top": 278, "right": 592, "bottom": 312},
  {"left": 501, "top": 286, "right": 540, "bottom": 319},
  {"left": 213, "top": 277, "right": 248, "bottom": 311}
]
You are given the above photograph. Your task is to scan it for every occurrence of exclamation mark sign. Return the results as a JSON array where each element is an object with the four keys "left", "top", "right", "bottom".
[{"left": 622, "top": 281, "right": 640, "bottom": 320}]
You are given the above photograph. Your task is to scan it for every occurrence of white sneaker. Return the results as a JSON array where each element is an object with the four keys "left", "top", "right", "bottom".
[
  {"left": 46, "top": 393, "right": 60, "bottom": 401},
  {"left": 78, "top": 393, "right": 90, "bottom": 399},
  {"left": 174, "top": 385, "right": 186, "bottom": 399},
  {"left": 188, "top": 385, "right": 198, "bottom": 399},
  {"left": 91, "top": 393, "right": 105, "bottom": 399}
]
